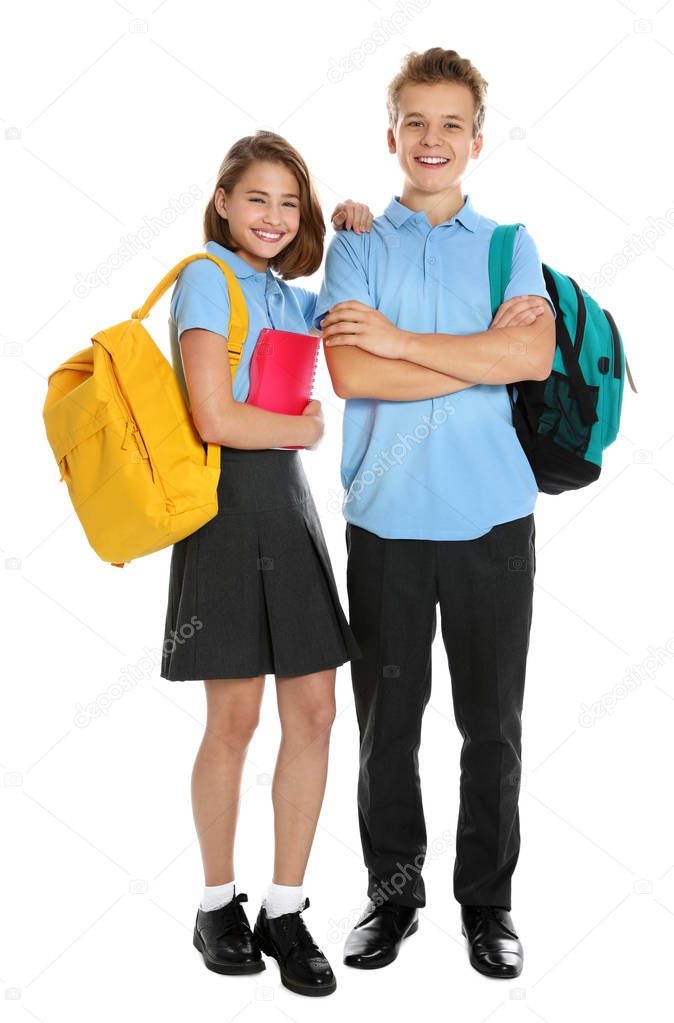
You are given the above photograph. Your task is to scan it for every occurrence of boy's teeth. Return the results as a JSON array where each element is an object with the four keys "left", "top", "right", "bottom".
[{"left": 417, "top": 157, "right": 448, "bottom": 164}]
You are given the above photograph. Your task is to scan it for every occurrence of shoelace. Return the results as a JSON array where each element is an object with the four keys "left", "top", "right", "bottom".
[
  {"left": 360, "top": 899, "right": 407, "bottom": 926},
  {"left": 276, "top": 899, "right": 323, "bottom": 959},
  {"left": 470, "top": 905, "right": 519, "bottom": 940},
  {"left": 380, "top": 900, "right": 406, "bottom": 913},
  {"left": 213, "top": 892, "right": 250, "bottom": 936}
]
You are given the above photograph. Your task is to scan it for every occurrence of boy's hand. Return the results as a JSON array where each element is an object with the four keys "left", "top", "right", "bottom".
[
  {"left": 490, "top": 295, "right": 548, "bottom": 328},
  {"left": 320, "top": 301, "right": 408, "bottom": 359},
  {"left": 331, "top": 200, "right": 374, "bottom": 234}
]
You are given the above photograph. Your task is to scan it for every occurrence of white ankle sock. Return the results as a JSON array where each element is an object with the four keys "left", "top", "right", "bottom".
[
  {"left": 200, "top": 880, "right": 235, "bottom": 912},
  {"left": 264, "top": 882, "right": 304, "bottom": 919}
]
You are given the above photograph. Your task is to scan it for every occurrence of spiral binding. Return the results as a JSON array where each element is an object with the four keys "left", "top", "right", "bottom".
[{"left": 308, "top": 337, "right": 320, "bottom": 399}]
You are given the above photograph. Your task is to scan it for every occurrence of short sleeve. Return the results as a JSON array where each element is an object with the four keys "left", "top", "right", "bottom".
[
  {"left": 292, "top": 286, "right": 318, "bottom": 330},
  {"left": 503, "top": 226, "right": 556, "bottom": 319},
  {"left": 170, "top": 258, "right": 232, "bottom": 340},
  {"left": 312, "top": 233, "right": 371, "bottom": 330}
]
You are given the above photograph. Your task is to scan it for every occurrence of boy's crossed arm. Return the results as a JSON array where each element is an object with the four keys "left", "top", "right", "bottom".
[
  {"left": 318, "top": 295, "right": 552, "bottom": 400},
  {"left": 313, "top": 335, "right": 473, "bottom": 401},
  {"left": 314, "top": 233, "right": 553, "bottom": 402},
  {"left": 313, "top": 233, "right": 474, "bottom": 402}
]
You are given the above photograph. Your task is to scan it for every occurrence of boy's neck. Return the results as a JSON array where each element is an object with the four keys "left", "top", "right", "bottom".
[{"left": 398, "top": 183, "right": 466, "bottom": 229}]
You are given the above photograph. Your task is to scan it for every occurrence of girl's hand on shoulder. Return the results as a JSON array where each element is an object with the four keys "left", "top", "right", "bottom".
[{"left": 331, "top": 200, "right": 374, "bottom": 234}]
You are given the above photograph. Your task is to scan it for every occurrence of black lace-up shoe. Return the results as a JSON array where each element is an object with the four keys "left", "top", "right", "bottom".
[
  {"left": 343, "top": 899, "right": 419, "bottom": 969},
  {"left": 254, "top": 897, "right": 336, "bottom": 997},
  {"left": 461, "top": 904, "right": 523, "bottom": 978},
  {"left": 193, "top": 892, "right": 265, "bottom": 974}
]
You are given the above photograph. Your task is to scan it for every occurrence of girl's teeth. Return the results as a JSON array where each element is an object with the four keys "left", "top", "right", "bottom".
[{"left": 254, "top": 230, "right": 282, "bottom": 240}]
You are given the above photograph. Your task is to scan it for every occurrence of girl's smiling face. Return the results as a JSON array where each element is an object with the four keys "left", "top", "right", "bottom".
[{"left": 214, "top": 161, "right": 301, "bottom": 271}]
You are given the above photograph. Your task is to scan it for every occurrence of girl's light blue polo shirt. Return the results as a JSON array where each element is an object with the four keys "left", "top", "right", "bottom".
[
  {"left": 313, "top": 194, "right": 555, "bottom": 541},
  {"left": 169, "top": 240, "right": 317, "bottom": 408}
]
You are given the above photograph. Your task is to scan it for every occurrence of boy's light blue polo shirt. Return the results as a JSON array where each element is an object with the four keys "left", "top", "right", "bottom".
[
  {"left": 312, "top": 194, "right": 555, "bottom": 541},
  {"left": 169, "top": 240, "right": 318, "bottom": 408}
]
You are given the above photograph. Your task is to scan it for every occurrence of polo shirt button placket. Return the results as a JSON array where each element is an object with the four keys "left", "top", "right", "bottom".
[
  {"left": 424, "top": 239, "right": 436, "bottom": 279},
  {"left": 265, "top": 278, "right": 283, "bottom": 329}
]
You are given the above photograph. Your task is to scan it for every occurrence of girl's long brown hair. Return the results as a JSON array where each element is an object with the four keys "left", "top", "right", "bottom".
[{"left": 203, "top": 131, "right": 325, "bottom": 280}]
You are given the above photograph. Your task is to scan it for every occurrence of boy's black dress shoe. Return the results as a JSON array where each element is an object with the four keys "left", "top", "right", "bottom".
[
  {"left": 343, "top": 899, "right": 419, "bottom": 969},
  {"left": 254, "top": 898, "right": 336, "bottom": 997},
  {"left": 193, "top": 892, "right": 265, "bottom": 974},
  {"left": 461, "top": 905, "right": 523, "bottom": 978}
]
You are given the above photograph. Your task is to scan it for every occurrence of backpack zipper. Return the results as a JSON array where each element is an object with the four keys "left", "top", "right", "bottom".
[
  {"left": 121, "top": 420, "right": 154, "bottom": 481},
  {"left": 568, "top": 277, "right": 586, "bottom": 356},
  {"left": 602, "top": 308, "right": 622, "bottom": 380},
  {"left": 104, "top": 346, "right": 168, "bottom": 500}
]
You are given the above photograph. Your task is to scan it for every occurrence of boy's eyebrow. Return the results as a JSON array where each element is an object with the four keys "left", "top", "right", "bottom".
[
  {"left": 403, "top": 111, "right": 466, "bottom": 121},
  {"left": 244, "top": 189, "right": 300, "bottom": 198}
]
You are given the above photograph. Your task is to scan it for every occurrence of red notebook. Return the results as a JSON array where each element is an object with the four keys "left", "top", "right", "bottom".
[{"left": 246, "top": 328, "right": 321, "bottom": 450}]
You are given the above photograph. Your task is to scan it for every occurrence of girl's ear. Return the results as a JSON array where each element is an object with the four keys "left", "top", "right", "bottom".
[{"left": 214, "top": 186, "right": 228, "bottom": 219}]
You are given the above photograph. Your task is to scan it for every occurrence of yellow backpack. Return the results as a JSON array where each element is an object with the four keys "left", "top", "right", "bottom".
[{"left": 42, "top": 253, "right": 248, "bottom": 568}]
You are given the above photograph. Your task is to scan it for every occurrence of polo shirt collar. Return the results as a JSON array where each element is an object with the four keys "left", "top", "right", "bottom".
[
  {"left": 383, "top": 193, "right": 479, "bottom": 232},
  {"left": 204, "top": 239, "right": 278, "bottom": 284}
]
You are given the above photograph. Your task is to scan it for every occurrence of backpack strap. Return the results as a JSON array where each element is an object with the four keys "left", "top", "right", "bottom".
[
  {"left": 488, "top": 223, "right": 530, "bottom": 420},
  {"left": 488, "top": 223, "right": 524, "bottom": 317},
  {"left": 541, "top": 266, "right": 597, "bottom": 426},
  {"left": 489, "top": 225, "right": 599, "bottom": 427},
  {"left": 131, "top": 253, "right": 249, "bottom": 472},
  {"left": 131, "top": 252, "right": 249, "bottom": 371}
]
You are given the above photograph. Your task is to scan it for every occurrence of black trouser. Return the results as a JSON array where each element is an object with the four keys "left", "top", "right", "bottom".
[{"left": 345, "top": 513, "right": 536, "bottom": 910}]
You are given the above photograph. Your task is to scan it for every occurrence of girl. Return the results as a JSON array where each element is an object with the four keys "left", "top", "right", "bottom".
[{"left": 159, "top": 130, "right": 372, "bottom": 998}]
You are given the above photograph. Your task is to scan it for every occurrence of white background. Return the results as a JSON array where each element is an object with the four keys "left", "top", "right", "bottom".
[{"left": 3, "top": 0, "right": 673, "bottom": 1019}]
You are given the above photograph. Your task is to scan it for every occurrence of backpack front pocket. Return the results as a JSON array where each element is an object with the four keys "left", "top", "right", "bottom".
[{"left": 537, "top": 370, "right": 599, "bottom": 457}]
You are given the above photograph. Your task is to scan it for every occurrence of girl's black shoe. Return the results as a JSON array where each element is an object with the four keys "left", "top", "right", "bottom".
[
  {"left": 254, "top": 898, "right": 336, "bottom": 996},
  {"left": 193, "top": 892, "right": 265, "bottom": 974}
]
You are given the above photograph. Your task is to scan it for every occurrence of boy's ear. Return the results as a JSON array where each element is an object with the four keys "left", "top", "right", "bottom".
[
  {"left": 387, "top": 128, "right": 396, "bottom": 154},
  {"left": 471, "top": 133, "right": 484, "bottom": 159}
]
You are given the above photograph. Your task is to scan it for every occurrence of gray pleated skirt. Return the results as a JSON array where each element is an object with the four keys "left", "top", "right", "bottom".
[{"left": 160, "top": 445, "right": 362, "bottom": 681}]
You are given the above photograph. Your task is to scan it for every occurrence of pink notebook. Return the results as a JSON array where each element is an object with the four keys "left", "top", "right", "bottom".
[{"left": 246, "top": 328, "right": 321, "bottom": 450}]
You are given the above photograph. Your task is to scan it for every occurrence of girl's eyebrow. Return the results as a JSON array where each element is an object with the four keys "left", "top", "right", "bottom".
[{"left": 244, "top": 189, "right": 300, "bottom": 199}]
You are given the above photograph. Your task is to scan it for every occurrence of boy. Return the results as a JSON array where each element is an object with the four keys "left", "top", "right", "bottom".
[{"left": 313, "top": 47, "right": 556, "bottom": 979}]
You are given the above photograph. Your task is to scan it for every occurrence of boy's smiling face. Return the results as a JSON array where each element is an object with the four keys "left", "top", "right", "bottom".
[{"left": 388, "top": 81, "right": 483, "bottom": 198}]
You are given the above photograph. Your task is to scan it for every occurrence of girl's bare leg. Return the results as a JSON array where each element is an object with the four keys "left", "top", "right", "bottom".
[
  {"left": 271, "top": 668, "right": 337, "bottom": 885},
  {"left": 192, "top": 676, "right": 265, "bottom": 885}
]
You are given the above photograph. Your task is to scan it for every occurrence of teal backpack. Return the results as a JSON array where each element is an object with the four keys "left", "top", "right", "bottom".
[{"left": 488, "top": 223, "right": 637, "bottom": 495}]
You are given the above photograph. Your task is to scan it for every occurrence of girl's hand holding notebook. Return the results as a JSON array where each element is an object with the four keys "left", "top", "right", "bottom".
[
  {"left": 300, "top": 399, "right": 324, "bottom": 451},
  {"left": 246, "top": 328, "right": 321, "bottom": 449}
]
